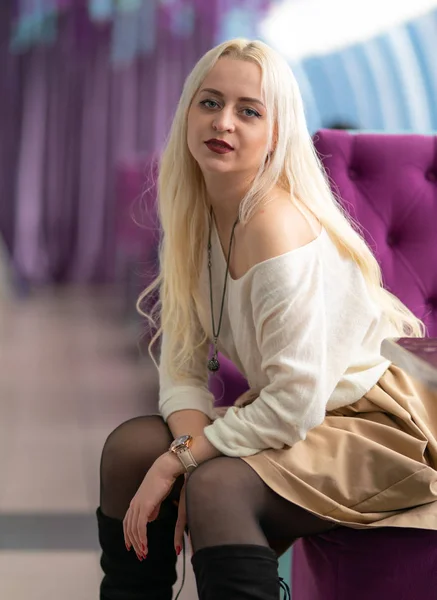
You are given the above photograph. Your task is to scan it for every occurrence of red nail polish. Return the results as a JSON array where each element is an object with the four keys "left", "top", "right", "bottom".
[
  {"left": 176, "top": 546, "right": 181, "bottom": 556},
  {"left": 125, "top": 543, "right": 130, "bottom": 551}
]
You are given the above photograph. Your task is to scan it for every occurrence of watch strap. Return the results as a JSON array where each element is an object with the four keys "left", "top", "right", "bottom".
[{"left": 176, "top": 447, "right": 198, "bottom": 473}]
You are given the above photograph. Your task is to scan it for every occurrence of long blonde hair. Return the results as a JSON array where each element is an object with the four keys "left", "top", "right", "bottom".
[{"left": 138, "top": 38, "right": 424, "bottom": 379}]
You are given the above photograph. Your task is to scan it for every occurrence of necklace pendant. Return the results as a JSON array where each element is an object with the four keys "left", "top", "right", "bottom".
[
  {"left": 206, "top": 209, "right": 238, "bottom": 376},
  {"left": 207, "top": 355, "right": 220, "bottom": 373}
]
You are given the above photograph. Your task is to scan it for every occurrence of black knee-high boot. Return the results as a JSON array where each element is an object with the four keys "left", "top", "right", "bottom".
[
  {"left": 97, "top": 502, "right": 178, "bottom": 600},
  {"left": 192, "top": 544, "right": 290, "bottom": 600}
]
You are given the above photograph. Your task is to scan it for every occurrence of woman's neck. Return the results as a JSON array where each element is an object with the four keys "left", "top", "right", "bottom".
[{"left": 204, "top": 172, "right": 251, "bottom": 231}]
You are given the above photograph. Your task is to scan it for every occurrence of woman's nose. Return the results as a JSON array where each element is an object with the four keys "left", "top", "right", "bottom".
[{"left": 212, "top": 108, "right": 235, "bottom": 133}]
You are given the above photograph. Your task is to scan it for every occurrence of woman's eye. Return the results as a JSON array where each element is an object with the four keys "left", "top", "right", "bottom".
[
  {"left": 200, "top": 99, "right": 219, "bottom": 109},
  {"left": 242, "top": 108, "right": 261, "bottom": 118}
]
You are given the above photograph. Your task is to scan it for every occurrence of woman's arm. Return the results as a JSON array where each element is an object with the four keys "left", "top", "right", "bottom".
[
  {"left": 159, "top": 323, "right": 219, "bottom": 466},
  {"left": 163, "top": 393, "right": 261, "bottom": 475},
  {"left": 167, "top": 409, "right": 211, "bottom": 439},
  {"left": 159, "top": 328, "right": 217, "bottom": 422},
  {"left": 161, "top": 431, "right": 222, "bottom": 477}
]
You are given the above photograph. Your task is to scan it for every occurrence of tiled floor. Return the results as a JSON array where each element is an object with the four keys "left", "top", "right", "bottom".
[{"left": 0, "top": 286, "right": 197, "bottom": 599}]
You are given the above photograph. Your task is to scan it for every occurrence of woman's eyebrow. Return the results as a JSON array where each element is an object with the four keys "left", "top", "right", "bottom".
[{"left": 199, "top": 88, "right": 265, "bottom": 107}]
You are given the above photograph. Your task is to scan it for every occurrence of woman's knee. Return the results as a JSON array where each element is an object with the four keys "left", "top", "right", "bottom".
[
  {"left": 100, "top": 415, "right": 173, "bottom": 517},
  {"left": 185, "top": 456, "right": 255, "bottom": 513},
  {"left": 184, "top": 457, "right": 268, "bottom": 550},
  {"left": 100, "top": 415, "right": 172, "bottom": 480}
]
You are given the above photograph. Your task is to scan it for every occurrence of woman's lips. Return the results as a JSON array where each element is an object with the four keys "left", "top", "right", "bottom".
[{"left": 204, "top": 139, "right": 234, "bottom": 154}]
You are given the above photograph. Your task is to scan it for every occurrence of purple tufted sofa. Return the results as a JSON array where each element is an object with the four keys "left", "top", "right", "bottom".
[{"left": 210, "top": 130, "right": 437, "bottom": 599}]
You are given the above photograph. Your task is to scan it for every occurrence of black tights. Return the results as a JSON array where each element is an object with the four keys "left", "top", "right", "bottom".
[{"left": 100, "top": 415, "right": 335, "bottom": 555}]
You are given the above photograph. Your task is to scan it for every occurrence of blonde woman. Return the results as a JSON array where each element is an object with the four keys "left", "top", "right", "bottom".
[{"left": 97, "top": 39, "right": 437, "bottom": 600}]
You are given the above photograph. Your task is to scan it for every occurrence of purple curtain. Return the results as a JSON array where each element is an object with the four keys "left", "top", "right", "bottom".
[{"left": 0, "top": 4, "right": 214, "bottom": 283}]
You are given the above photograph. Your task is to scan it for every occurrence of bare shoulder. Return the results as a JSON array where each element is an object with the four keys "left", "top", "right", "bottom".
[{"left": 242, "top": 192, "right": 322, "bottom": 268}]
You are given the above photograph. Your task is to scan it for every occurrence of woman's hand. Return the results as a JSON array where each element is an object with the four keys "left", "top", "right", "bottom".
[
  {"left": 123, "top": 435, "right": 221, "bottom": 559},
  {"left": 215, "top": 388, "right": 260, "bottom": 417},
  {"left": 174, "top": 478, "right": 188, "bottom": 557},
  {"left": 123, "top": 452, "right": 183, "bottom": 560},
  {"left": 234, "top": 388, "right": 260, "bottom": 408}
]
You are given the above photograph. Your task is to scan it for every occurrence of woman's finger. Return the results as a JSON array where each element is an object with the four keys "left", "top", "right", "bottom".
[
  {"left": 128, "top": 505, "right": 143, "bottom": 559},
  {"left": 124, "top": 507, "right": 139, "bottom": 558},
  {"left": 136, "top": 509, "right": 149, "bottom": 557},
  {"left": 174, "top": 510, "right": 186, "bottom": 556},
  {"left": 174, "top": 485, "right": 187, "bottom": 556}
]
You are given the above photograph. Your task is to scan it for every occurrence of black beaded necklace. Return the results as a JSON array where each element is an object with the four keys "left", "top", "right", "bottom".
[{"left": 207, "top": 207, "right": 239, "bottom": 373}]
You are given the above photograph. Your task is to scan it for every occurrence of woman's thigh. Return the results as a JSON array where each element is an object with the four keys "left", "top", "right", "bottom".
[
  {"left": 100, "top": 415, "right": 184, "bottom": 519},
  {"left": 185, "top": 456, "right": 336, "bottom": 555},
  {"left": 257, "top": 477, "right": 337, "bottom": 555}
]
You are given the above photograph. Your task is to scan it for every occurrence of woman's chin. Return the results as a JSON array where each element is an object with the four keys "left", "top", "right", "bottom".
[{"left": 199, "top": 157, "right": 237, "bottom": 174}]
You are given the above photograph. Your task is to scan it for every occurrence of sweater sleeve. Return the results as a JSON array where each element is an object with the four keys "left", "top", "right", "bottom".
[
  {"left": 203, "top": 247, "right": 371, "bottom": 456},
  {"left": 159, "top": 325, "right": 216, "bottom": 422}
]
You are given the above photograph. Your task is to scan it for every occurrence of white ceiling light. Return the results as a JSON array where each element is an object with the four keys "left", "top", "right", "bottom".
[{"left": 260, "top": 0, "right": 437, "bottom": 61}]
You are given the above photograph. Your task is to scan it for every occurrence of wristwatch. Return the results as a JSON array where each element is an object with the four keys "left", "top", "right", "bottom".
[{"left": 169, "top": 435, "right": 198, "bottom": 473}]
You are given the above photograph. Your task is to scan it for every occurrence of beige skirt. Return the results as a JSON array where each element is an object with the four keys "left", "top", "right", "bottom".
[{"left": 243, "top": 365, "right": 437, "bottom": 530}]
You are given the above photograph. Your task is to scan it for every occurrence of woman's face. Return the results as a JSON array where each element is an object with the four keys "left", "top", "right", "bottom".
[{"left": 187, "top": 58, "right": 269, "bottom": 178}]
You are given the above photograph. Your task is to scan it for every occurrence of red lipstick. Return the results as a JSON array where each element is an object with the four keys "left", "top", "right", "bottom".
[{"left": 205, "top": 139, "right": 234, "bottom": 154}]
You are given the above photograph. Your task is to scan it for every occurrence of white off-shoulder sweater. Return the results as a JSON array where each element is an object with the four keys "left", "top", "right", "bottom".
[{"left": 159, "top": 224, "right": 394, "bottom": 457}]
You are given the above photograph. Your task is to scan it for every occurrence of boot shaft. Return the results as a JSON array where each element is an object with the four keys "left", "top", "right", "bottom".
[
  {"left": 97, "top": 506, "right": 178, "bottom": 600},
  {"left": 192, "top": 544, "right": 288, "bottom": 600}
]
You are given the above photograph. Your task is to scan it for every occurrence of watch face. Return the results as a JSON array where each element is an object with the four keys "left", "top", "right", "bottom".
[{"left": 170, "top": 435, "right": 192, "bottom": 452}]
